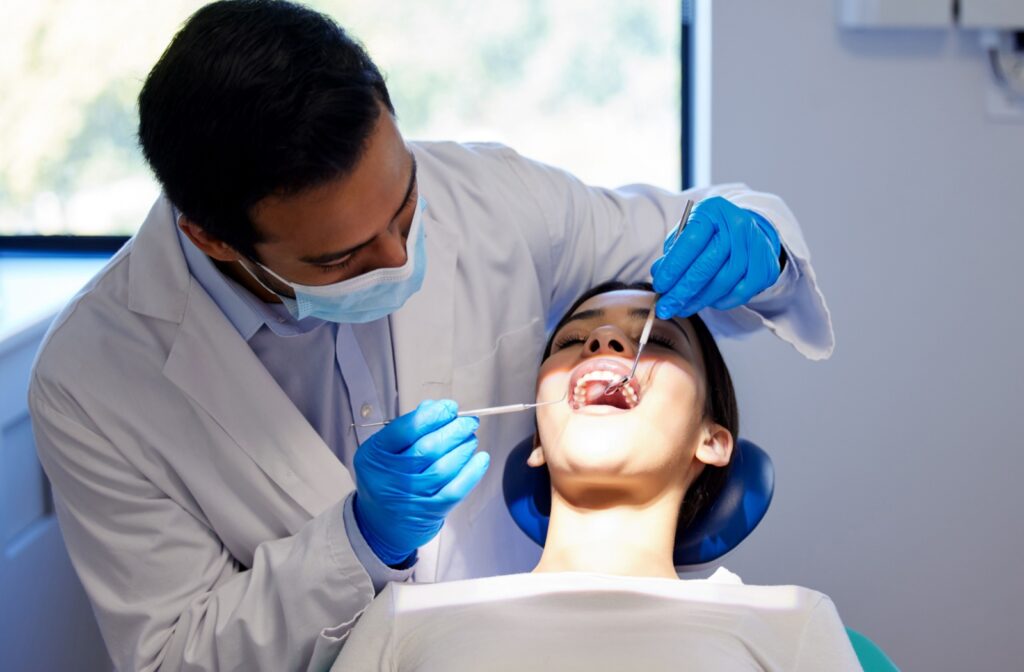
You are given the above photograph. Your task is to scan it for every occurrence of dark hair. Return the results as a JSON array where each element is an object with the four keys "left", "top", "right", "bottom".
[
  {"left": 138, "top": 0, "right": 393, "bottom": 259},
  {"left": 542, "top": 281, "right": 739, "bottom": 532}
]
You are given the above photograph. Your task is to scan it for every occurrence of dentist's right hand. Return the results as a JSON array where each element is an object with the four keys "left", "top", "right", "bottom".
[{"left": 352, "top": 399, "right": 490, "bottom": 566}]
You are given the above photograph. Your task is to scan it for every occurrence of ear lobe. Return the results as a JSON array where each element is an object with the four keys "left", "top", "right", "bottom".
[
  {"left": 526, "top": 435, "right": 546, "bottom": 467},
  {"left": 695, "top": 423, "right": 733, "bottom": 468},
  {"left": 179, "top": 217, "right": 242, "bottom": 263}
]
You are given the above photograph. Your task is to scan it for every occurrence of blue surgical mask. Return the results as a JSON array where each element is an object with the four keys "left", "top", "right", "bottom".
[{"left": 243, "top": 196, "right": 428, "bottom": 324}]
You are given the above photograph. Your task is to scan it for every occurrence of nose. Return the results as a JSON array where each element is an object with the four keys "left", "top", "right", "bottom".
[
  {"left": 582, "top": 326, "right": 637, "bottom": 358},
  {"left": 376, "top": 228, "right": 410, "bottom": 268}
]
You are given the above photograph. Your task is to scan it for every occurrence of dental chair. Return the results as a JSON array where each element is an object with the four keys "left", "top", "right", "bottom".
[{"left": 503, "top": 437, "right": 899, "bottom": 672}]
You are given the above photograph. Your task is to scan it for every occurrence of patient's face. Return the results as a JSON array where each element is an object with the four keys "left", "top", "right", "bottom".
[{"left": 533, "top": 289, "right": 723, "bottom": 503}]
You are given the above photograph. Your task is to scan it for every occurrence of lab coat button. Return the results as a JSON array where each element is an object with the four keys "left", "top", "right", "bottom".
[{"left": 360, "top": 404, "right": 373, "bottom": 418}]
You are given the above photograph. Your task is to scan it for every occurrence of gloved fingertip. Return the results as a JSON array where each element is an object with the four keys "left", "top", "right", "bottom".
[
  {"left": 458, "top": 415, "right": 480, "bottom": 432},
  {"left": 650, "top": 257, "right": 664, "bottom": 279},
  {"left": 413, "top": 399, "right": 458, "bottom": 426},
  {"left": 651, "top": 267, "right": 671, "bottom": 294},
  {"left": 655, "top": 300, "right": 676, "bottom": 320},
  {"left": 416, "top": 399, "right": 443, "bottom": 414},
  {"left": 472, "top": 450, "right": 491, "bottom": 473}
]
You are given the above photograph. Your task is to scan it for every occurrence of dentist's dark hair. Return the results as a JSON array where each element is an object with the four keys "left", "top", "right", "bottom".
[
  {"left": 542, "top": 280, "right": 738, "bottom": 533},
  {"left": 138, "top": 0, "right": 393, "bottom": 259}
]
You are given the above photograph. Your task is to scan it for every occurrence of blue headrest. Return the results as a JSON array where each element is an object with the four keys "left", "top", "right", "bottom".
[{"left": 502, "top": 436, "right": 774, "bottom": 568}]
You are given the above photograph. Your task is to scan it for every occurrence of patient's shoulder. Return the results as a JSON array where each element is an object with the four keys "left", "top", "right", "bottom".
[{"left": 706, "top": 568, "right": 831, "bottom": 606}]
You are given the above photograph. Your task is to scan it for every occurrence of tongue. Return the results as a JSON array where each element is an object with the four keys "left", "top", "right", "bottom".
[{"left": 582, "top": 381, "right": 631, "bottom": 409}]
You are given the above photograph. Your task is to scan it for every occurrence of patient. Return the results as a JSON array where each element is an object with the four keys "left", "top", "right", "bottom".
[{"left": 331, "top": 282, "right": 860, "bottom": 671}]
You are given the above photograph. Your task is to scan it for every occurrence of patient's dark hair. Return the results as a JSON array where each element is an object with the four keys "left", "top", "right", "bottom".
[
  {"left": 138, "top": 0, "right": 392, "bottom": 259},
  {"left": 542, "top": 281, "right": 739, "bottom": 532}
]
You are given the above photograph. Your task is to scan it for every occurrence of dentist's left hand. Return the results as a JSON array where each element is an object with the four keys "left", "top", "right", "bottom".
[
  {"left": 650, "top": 196, "right": 783, "bottom": 319},
  {"left": 353, "top": 400, "right": 490, "bottom": 566}
]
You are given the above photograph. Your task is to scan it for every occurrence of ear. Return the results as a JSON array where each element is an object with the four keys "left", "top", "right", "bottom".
[
  {"left": 695, "top": 422, "right": 733, "bottom": 468},
  {"left": 179, "top": 216, "right": 243, "bottom": 263},
  {"left": 526, "top": 434, "right": 546, "bottom": 467}
]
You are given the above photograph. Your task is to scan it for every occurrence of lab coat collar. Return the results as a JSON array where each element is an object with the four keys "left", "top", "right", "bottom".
[{"left": 127, "top": 193, "right": 192, "bottom": 323}]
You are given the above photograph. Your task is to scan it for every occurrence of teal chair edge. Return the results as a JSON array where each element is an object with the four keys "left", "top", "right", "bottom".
[{"left": 846, "top": 627, "right": 899, "bottom": 672}]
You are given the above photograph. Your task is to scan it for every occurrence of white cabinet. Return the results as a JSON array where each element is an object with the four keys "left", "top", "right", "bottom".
[
  {"left": 960, "top": 0, "right": 1024, "bottom": 28},
  {"left": 837, "top": 0, "right": 952, "bottom": 28}
]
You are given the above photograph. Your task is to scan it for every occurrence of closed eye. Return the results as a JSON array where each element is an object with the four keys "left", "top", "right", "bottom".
[
  {"left": 552, "top": 332, "right": 587, "bottom": 350},
  {"left": 317, "top": 255, "right": 356, "bottom": 274},
  {"left": 553, "top": 330, "right": 677, "bottom": 352},
  {"left": 647, "top": 333, "right": 677, "bottom": 350}
]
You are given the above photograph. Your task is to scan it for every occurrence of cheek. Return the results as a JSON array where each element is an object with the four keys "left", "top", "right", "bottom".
[
  {"left": 535, "top": 364, "right": 571, "bottom": 448},
  {"left": 536, "top": 363, "right": 566, "bottom": 401},
  {"left": 637, "top": 366, "right": 704, "bottom": 452},
  {"left": 640, "top": 366, "right": 702, "bottom": 427}
]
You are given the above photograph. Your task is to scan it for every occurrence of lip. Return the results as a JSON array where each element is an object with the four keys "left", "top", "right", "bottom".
[
  {"left": 574, "top": 403, "right": 632, "bottom": 417},
  {"left": 566, "top": 357, "right": 643, "bottom": 411}
]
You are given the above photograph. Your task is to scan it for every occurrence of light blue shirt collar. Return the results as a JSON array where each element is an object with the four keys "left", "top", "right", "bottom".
[{"left": 172, "top": 209, "right": 325, "bottom": 340}]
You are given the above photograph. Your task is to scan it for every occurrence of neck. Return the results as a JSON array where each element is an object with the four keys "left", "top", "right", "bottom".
[{"left": 532, "top": 487, "right": 684, "bottom": 580}]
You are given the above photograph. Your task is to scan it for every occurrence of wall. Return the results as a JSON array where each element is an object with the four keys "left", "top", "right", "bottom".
[{"left": 703, "top": 2, "right": 1024, "bottom": 669}]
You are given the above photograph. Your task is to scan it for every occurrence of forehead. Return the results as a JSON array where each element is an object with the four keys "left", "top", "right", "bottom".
[
  {"left": 567, "top": 289, "right": 700, "bottom": 343},
  {"left": 574, "top": 289, "right": 655, "bottom": 316}
]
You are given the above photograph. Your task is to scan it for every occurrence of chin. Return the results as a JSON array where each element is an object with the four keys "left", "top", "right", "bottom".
[{"left": 549, "top": 418, "right": 647, "bottom": 474}]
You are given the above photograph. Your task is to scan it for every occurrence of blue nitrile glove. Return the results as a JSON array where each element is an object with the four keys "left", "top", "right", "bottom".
[
  {"left": 650, "top": 196, "right": 782, "bottom": 319},
  {"left": 352, "top": 399, "right": 490, "bottom": 566}
]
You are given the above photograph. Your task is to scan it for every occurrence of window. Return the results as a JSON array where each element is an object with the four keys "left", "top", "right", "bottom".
[{"left": 1, "top": 0, "right": 680, "bottom": 243}]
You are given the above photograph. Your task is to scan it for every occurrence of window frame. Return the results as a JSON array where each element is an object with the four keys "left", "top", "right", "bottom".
[{"left": 0, "top": 234, "right": 128, "bottom": 253}]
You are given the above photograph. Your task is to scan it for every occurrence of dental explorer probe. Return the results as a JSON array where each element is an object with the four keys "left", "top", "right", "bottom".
[
  {"left": 353, "top": 393, "right": 568, "bottom": 429},
  {"left": 602, "top": 199, "right": 695, "bottom": 397}
]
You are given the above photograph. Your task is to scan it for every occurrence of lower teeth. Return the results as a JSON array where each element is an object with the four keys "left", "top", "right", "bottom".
[{"left": 571, "top": 388, "right": 638, "bottom": 408}]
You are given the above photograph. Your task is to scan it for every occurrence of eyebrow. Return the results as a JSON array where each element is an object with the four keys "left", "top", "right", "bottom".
[
  {"left": 300, "top": 152, "right": 418, "bottom": 265},
  {"left": 559, "top": 306, "right": 691, "bottom": 343}
]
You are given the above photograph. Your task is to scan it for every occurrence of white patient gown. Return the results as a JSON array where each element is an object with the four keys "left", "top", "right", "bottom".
[{"left": 329, "top": 568, "right": 861, "bottom": 671}]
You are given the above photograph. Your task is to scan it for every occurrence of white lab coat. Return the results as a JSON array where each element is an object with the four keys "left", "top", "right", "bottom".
[{"left": 28, "top": 141, "right": 833, "bottom": 672}]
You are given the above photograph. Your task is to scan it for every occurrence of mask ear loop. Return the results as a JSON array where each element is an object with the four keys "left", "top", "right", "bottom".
[{"left": 236, "top": 257, "right": 294, "bottom": 299}]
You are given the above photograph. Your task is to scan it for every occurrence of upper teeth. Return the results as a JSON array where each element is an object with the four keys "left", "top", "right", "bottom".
[{"left": 578, "top": 370, "right": 620, "bottom": 385}]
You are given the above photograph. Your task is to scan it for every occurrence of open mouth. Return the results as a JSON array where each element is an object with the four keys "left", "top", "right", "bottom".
[{"left": 567, "top": 358, "right": 642, "bottom": 411}]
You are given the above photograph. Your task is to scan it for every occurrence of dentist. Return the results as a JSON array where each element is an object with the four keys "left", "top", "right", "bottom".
[{"left": 28, "top": 1, "right": 833, "bottom": 671}]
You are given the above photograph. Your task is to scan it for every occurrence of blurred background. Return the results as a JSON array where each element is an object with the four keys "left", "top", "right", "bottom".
[
  {"left": 0, "top": 0, "right": 679, "bottom": 239},
  {"left": 2, "top": 1, "right": 1023, "bottom": 670}
]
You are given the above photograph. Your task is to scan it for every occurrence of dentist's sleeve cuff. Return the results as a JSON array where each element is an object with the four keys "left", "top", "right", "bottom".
[
  {"left": 342, "top": 493, "right": 415, "bottom": 594},
  {"left": 748, "top": 236, "right": 800, "bottom": 312}
]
